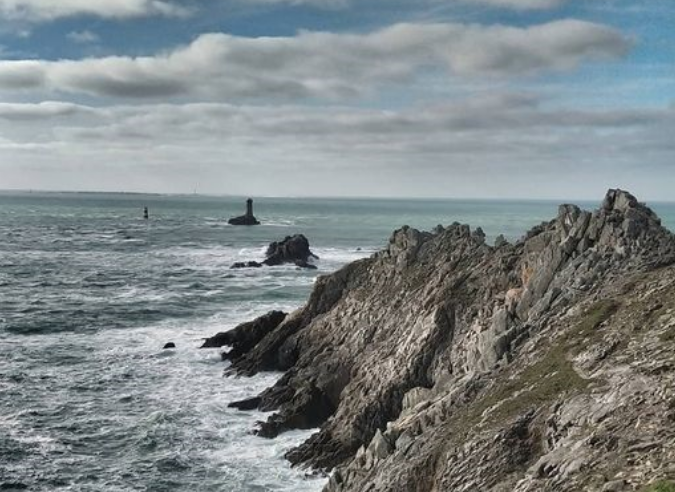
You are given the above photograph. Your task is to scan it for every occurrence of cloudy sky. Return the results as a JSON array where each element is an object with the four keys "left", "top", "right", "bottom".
[{"left": 0, "top": 0, "right": 672, "bottom": 199}]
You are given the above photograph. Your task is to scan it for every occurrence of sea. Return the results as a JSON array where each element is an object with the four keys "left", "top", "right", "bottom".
[{"left": 1, "top": 191, "right": 673, "bottom": 492}]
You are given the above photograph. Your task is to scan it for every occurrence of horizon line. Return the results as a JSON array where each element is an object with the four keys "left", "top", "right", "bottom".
[{"left": 0, "top": 188, "right": 673, "bottom": 205}]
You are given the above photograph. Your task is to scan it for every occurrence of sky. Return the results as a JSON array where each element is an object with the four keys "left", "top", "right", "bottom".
[{"left": 0, "top": 0, "right": 673, "bottom": 200}]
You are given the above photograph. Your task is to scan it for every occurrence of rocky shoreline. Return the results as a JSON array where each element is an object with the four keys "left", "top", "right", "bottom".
[{"left": 208, "top": 189, "right": 675, "bottom": 491}]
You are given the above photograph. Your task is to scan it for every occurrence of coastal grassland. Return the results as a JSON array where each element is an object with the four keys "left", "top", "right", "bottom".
[
  {"left": 642, "top": 481, "right": 675, "bottom": 492},
  {"left": 474, "top": 299, "right": 620, "bottom": 426}
]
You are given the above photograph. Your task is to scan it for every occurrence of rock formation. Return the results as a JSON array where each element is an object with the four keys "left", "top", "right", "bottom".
[
  {"left": 228, "top": 198, "right": 260, "bottom": 226},
  {"left": 213, "top": 190, "right": 675, "bottom": 491},
  {"left": 201, "top": 310, "right": 287, "bottom": 360},
  {"left": 231, "top": 234, "right": 319, "bottom": 269}
]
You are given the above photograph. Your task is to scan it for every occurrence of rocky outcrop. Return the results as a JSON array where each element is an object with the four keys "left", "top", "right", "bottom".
[
  {"left": 231, "top": 234, "right": 319, "bottom": 269},
  {"left": 220, "top": 190, "right": 675, "bottom": 491},
  {"left": 201, "top": 310, "right": 286, "bottom": 361},
  {"left": 264, "top": 234, "right": 319, "bottom": 268},
  {"left": 228, "top": 198, "right": 260, "bottom": 226}
]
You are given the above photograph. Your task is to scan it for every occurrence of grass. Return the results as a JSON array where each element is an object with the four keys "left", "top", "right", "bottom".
[
  {"left": 642, "top": 481, "right": 675, "bottom": 492},
  {"left": 474, "top": 341, "right": 589, "bottom": 426},
  {"left": 569, "top": 300, "right": 620, "bottom": 345},
  {"left": 470, "top": 300, "right": 620, "bottom": 426}
]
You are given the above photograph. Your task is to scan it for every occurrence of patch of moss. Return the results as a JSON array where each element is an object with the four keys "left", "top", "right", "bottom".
[
  {"left": 572, "top": 300, "right": 620, "bottom": 341},
  {"left": 642, "top": 480, "right": 675, "bottom": 492},
  {"left": 474, "top": 341, "right": 589, "bottom": 426},
  {"left": 470, "top": 300, "right": 622, "bottom": 426}
]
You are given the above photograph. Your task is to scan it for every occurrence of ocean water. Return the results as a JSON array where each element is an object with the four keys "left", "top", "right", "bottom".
[{"left": 1, "top": 191, "right": 673, "bottom": 492}]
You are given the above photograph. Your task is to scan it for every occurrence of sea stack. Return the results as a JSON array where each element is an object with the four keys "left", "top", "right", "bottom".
[{"left": 228, "top": 198, "right": 260, "bottom": 226}]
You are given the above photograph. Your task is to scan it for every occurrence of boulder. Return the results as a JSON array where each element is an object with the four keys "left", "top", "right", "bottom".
[
  {"left": 163, "top": 342, "right": 176, "bottom": 349},
  {"left": 230, "top": 234, "right": 319, "bottom": 269},
  {"left": 263, "top": 235, "right": 319, "bottom": 267}
]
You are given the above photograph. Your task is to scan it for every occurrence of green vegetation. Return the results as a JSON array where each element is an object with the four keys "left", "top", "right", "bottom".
[
  {"left": 473, "top": 300, "right": 620, "bottom": 426},
  {"left": 570, "top": 300, "right": 620, "bottom": 345},
  {"left": 475, "top": 340, "right": 588, "bottom": 425},
  {"left": 642, "top": 480, "right": 675, "bottom": 492}
]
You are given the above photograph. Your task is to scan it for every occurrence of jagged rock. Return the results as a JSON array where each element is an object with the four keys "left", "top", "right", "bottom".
[
  {"left": 228, "top": 198, "right": 260, "bottom": 226},
  {"left": 602, "top": 480, "right": 627, "bottom": 491},
  {"left": 201, "top": 311, "right": 287, "bottom": 362},
  {"left": 220, "top": 189, "right": 675, "bottom": 491},
  {"left": 263, "top": 235, "right": 319, "bottom": 267},
  {"left": 230, "top": 234, "right": 319, "bottom": 269},
  {"left": 228, "top": 396, "right": 261, "bottom": 411},
  {"left": 495, "top": 234, "right": 508, "bottom": 248}
]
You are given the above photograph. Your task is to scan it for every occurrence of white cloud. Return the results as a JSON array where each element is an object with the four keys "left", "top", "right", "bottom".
[
  {"left": 67, "top": 30, "right": 100, "bottom": 44},
  {"left": 246, "top": 0, "right": 569, "bottom": 10},
  {"left": 0, "top": 20, "right": 630, "bottom": 100},
  {"left": 468, "top": 0, "right": 566, "bottom": 10},
  {"left": 0, "top": 0, "right": 189, "bottom": 21},
  {"left": 0, "top": 97, "right": 672, "bottom": 199}
]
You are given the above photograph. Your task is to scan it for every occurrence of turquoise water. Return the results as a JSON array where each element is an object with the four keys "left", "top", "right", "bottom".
[{"left": 1, "top": 191, "right": 673, "bottom": 491}]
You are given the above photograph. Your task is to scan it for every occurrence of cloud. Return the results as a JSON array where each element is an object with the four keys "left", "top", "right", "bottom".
[
  {"left": 0, "top": 96, "right": 672, "bottom": 200},
  {"left": 0, "top": 0, "right": 189, "bottom": 21},
  {"left": 245, "top": 0, "right": 569, "bottom": 11},
  {"left": 67, "top": 30, "right": 100, "bottom": 44},
  {"left": 467, "top": 0, "right": 567, "bottom": 10},
  {"left": 0, "top": 20, "right": 630, "bottom": 100},
  {"left": 0, "top": 101, "right": 88, "bottom": 119}
]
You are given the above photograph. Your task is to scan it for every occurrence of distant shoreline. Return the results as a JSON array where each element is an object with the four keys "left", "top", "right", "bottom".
[{"left": 1, "top": 188, "right": 673, "bottom": 205}]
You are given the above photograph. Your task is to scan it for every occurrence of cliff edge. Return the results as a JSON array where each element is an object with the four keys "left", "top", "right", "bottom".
[{"left": 218, "top": 189, "right": 675, "bottom": 491}]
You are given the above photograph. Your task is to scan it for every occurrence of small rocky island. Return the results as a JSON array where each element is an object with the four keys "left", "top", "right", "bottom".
[
  {"left": 232, "top": 234, "right": 319, "bottom": 269},
  {"left": 228, "top": 198, "right": 260, "bottom": 226},
  {"left": 208, "top": 190, "right": 675, "bottom": 492}
]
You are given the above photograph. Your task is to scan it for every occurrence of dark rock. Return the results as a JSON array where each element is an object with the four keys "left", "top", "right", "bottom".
[
  {"left": 256, "top": 381, "right": 335, "bottom": 438},
  {"left": 228, "top": 396, "right": 262, "bottom": 411},
  {"left": 231, "top": 261, "right": 263, "bottom": 269},
  {"left": 495, "top": 234, "right": 508, "bottom": 248},
  {"left": 163, "top": 342, "right": 176, "bottom": 349},
  {"left": 230, "top": 234, "right": 319, "bottom": 270},
  {"left": 228, "top": 198, "right": 260, "bottom": 226},
  {"left": 295, "top": 260, "right": 318, "bottom": 270},
  {"left": 201, "top": 310, "right": 287, "bottom": 361},
  {"left": 263, "top": 234, "right": 319, "bottom": 267}
]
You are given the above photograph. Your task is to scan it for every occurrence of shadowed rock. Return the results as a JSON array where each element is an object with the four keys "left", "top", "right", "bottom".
[
  {"left": 231, "top": 234, "right": 319, "bottom": 270},
  {"left": 201, "top": 311, "right": 287, "bottom": 361}
]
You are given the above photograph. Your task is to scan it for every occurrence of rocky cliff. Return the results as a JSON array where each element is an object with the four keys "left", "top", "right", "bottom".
[{"left": 218, "top": 189, "right": 675, "bottom": 491}]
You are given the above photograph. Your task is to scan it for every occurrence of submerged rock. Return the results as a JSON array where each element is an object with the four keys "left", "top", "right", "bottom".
[
  {"left": 219, "top": 189, "right": 675, "bottom": 491},
  {"left": 163, "top": 342, "right": 176, "bottom": 349},
  {"left": 230, "top": 261, "right": 263, "bottom": 269}
]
